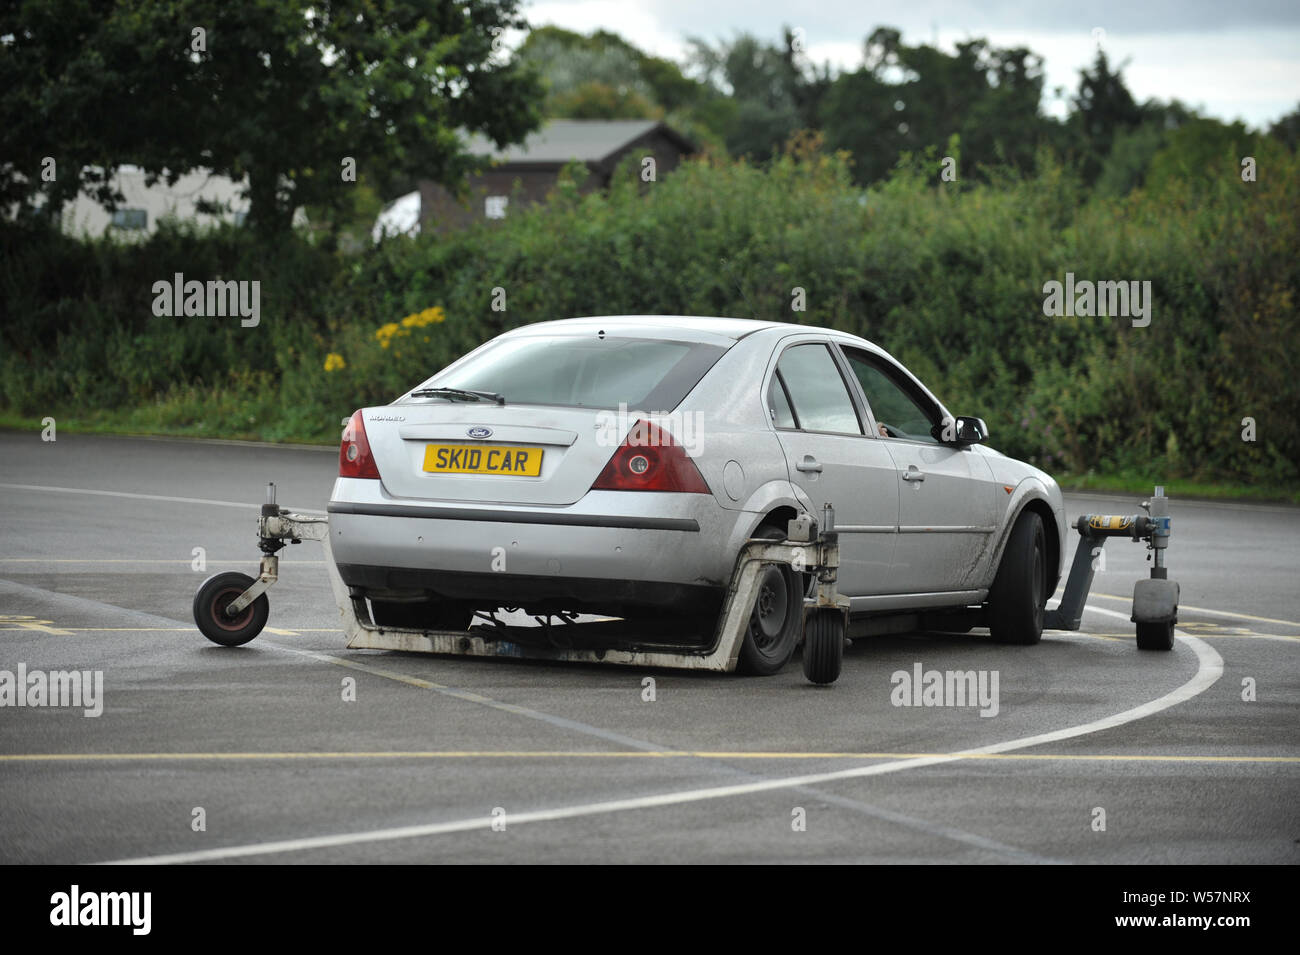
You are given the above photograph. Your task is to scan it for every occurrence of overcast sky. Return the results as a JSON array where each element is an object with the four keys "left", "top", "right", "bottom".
[{"left": 522, "top": 0, "right": 1300, "bottom": 128}]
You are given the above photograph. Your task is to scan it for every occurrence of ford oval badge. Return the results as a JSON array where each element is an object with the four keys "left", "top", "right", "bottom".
[{"left": 467, "top": 427, "right": 493, "bottom": 439}]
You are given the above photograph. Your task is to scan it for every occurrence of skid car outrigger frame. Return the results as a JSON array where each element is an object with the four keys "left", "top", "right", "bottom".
[{"left": 193, "top": 485, "right": 1178, "bottom": 686}]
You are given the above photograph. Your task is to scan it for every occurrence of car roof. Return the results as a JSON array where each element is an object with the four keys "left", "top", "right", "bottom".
[
  {"left": 499, "top": 315, "right": 894, "bottom": 352},
  {"left": 501, "top": 315, "right": 787, "bottom": 345}
]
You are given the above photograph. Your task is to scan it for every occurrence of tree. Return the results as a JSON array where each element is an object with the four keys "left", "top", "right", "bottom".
[
  {"left": 1068, "top": 50, "right": 1143, "bottom": 183},
  {"left": 820, "top": 27, "right": 1053, "bottom": 185},
  {"left": 1269, "top": 102, "right": 1300, "bottom": 151},
  {"left": 0, "top": 0, "right": 543, "bottom": 236},
  {"left": 686, "top": 28, "right": 831, "bottom": 160},
  {"left": 515, "top": 26, "right": 724, "bottom": 150}
]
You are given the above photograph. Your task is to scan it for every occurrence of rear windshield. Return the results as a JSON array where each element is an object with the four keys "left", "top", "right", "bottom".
[{"left": 423, "top": 335, "right": 728, "bottom": 410}]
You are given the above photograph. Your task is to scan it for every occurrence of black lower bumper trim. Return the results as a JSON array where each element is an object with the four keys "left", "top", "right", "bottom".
[{"left": 336, "top": 563, "right": 722, "bottom": 618}]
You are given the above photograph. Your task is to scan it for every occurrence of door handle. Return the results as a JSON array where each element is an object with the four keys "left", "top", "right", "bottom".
[
  {"left": 796, "top": 455, "right": 823, "bottom": 473},
  {"left": 901, "top": 465, "right": 925, "bottom": 482}
]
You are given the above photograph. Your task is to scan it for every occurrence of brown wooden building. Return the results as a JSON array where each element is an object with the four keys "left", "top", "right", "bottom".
[{"left": 418, "top": 119, "right": 695, "bottom": 232}]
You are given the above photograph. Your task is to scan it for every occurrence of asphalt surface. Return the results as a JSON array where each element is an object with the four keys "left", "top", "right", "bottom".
[{"left": 0, "top": 431, "right": 1296, "bottom": 864}]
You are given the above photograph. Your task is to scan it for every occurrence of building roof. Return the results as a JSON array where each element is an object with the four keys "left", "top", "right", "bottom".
[{"left": 463, "top": 120, "right": 693, "bottom": 166}]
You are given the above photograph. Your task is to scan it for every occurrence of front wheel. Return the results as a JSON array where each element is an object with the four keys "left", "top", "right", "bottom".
[
  {"left": 194, "top": 572, "right": 268, "bottom": 647},
  {"left": 987, "top": 511, "right": 1046, "bottom": 645}
]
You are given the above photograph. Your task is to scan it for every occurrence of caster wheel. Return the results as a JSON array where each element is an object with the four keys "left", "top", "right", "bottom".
[
  {"left": 1135, "top": 620, "right": 1175, "bottom": 651},
  {"left": 194, "top": 572, "right": 269, "bottom": 646},
  {"left": 802, "top": 609, "right": 845, "bottom": 685}
]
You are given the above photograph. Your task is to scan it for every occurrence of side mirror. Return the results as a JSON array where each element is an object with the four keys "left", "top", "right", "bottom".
[{"left": 932, "top": 416, "right": 989, "bottom": 445}]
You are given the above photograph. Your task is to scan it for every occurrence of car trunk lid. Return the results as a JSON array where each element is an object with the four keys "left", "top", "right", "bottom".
[{"left": 363, "top": 404, "right": 616, "bottom": 506}]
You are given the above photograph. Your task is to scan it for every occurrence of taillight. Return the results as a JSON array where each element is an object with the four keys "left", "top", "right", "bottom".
[
  {"left": 339, "top": 410, "right": 381, "bottom": 479},
  {"left": 591, "top": 420, "right": 710, "bottom": 494}
]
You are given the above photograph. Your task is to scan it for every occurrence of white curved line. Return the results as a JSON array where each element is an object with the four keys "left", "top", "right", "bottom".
[{"left": 102, "top": 621, "right": 1222, "bottom": 865}]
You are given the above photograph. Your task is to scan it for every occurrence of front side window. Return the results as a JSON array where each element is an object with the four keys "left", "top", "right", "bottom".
[
  {"left": 843, "top": 348, "right": 939, "bottom": 443},
  {"left": 774, "top": 343, "right": 862, "bottom": 435}
]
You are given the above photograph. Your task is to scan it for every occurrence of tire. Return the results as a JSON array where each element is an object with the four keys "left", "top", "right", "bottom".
[
  {"left": 987, "top": 510, "right": 1047, "bottom": 645},
  {"left": 738, "top": 525, "right": 803, "bottom": 675},
  {"left": 370, "top": 599, "right": 475, "bottom": 631},
  {"left": 801, "top": 609, "right": 845, "bottom": 685},
  {"left": 1135, "top": 620, "right": 1175, "bottom": 651},
  {"left": 194, "top": 572, "right": 269, "bottom": 647}
]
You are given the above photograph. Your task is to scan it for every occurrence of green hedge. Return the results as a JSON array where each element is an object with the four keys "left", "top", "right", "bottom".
[{"left": 2, "top": 140, "right": 1296, "bottom": 483}]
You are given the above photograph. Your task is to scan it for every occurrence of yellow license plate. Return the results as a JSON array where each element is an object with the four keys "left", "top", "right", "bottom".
[{"left": 422, "top": 443, "right": 543, "bottom": 476}]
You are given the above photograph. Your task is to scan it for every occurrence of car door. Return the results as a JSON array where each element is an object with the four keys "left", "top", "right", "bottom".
[
  {"left": 766, "top": 340, "right": 900, "bottom": 596},
  {"left": 837, "top": 345, "right": 999, "bottom": 594}
]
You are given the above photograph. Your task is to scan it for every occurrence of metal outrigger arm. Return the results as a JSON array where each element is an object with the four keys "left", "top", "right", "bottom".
[{"left": 1045, "top": 486, "right": 1178, "bottom": 647}]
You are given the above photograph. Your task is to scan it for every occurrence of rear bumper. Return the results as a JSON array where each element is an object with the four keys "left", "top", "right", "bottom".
[{"left": 327, "top": 480, "right": 744, "bottom": 615}]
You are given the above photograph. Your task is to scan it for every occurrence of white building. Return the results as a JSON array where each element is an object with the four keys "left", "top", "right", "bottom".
[{"left": 56, "top": 165, "right": 260, "bottom": 237}]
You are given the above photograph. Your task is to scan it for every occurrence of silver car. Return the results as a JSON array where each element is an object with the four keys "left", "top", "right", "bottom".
[{"left": 328, "top": 315, "right": 1066, "bottom": 674}]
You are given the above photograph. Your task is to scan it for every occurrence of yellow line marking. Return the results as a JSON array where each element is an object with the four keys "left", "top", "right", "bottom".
[
  {"left": 0, "top": 619, "right": 74, "bottom": 635},
  {"left": 263, "top": 627, "right": 300, "bottom": 636},
  {"left": 1, "top": 751, "right": 1296, "bottom": 764}
]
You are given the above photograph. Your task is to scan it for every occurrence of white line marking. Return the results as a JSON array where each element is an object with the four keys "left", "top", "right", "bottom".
[
  {"left": 1083, "top": 591, "right": 1300, "bottom": 630},
  {"left": 102, "top": 621, "right": 1223, "bottom": 865},
  {"left": 0, "top": 483, "right": 324, "bottom": 515}
]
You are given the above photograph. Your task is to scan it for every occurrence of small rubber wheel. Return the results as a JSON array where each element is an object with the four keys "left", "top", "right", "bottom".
[
  {"left": 193, "top": 572, "right": 269, "bottom": 647},
  {"left": 738, "top": 526, "right": 803, "bottom": 675},
  {"left": 988, "top": 510, "right": 1047, "bottom": 645},
  {"left": 1135, "top": 620, "right": 1175, "bottom": 651},
  {"left": 802, "top": 609, "right": 845, "bottom": 685}
]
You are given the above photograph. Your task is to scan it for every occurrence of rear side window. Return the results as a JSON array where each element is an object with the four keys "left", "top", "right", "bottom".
[
  {"left": 774, "top": 343, "right": 862, "bottom": 435},
  {"left": 767, "top": 376, "right": 797, "bottom": 429},
  {"left": 429, "top": 336, "right": 727, "bottom": 410}
]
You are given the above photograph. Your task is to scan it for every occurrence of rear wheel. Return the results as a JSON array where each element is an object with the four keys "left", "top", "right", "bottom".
[
  {"left": 987, "top": 511, "right": 1047, "bottom": 645},
  {"left": 738, "top": 526, "right": 803, "bottom": 675}
]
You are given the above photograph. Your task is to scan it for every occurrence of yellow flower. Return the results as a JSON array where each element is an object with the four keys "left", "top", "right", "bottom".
[
  {"left": 399, "top": 306, "right": 447, "bottom": 329},
  {"left": 323, "top": 352, "right": 346, "bottom": 372}
]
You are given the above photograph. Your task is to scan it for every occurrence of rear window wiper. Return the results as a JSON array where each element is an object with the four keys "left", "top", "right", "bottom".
[{"left": 410, "top": 387, "right": 505, "bottom": 405}]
